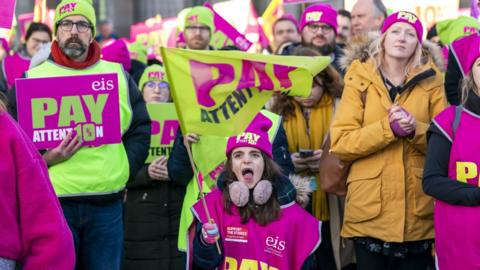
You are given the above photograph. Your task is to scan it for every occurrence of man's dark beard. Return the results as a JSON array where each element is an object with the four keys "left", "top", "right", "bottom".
[
  {"left": 302, "top": 40, "right": 336, "bottom": 56},
  {"left": 61, "top": 37, "right": 87, "bottom": 59}
]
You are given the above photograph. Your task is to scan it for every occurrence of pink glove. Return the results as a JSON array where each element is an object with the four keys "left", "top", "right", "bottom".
[
  {"left": 389, "top": 107, "right": 413, "bottom": 137},
  {"left": 201, "top": 222, "right": 219, "bottom": 245}
]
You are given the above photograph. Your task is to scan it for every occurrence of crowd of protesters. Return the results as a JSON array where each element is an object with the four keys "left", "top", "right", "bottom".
[{"left": 1, "top": 0, "right": 480, "bottom": 269}]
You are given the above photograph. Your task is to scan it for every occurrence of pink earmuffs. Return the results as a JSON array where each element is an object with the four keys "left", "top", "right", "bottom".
[{"left": 228, "top": 180, "right": 273, "bottom": 207}]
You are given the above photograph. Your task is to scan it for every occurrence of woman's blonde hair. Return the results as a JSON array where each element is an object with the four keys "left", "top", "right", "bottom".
[
  {"left": 0, "top": 92, "right": 7, "bottom": 111},
  {"left": 461, "top": 71, "right": 477, "bottom": 105},
  {"left": 368, "top": 30, "right": 422, "bottom": 76}
]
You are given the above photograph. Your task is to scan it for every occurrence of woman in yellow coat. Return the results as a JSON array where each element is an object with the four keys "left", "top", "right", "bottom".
[{"left": 330, "top": 12, "right": 447, "bottom": 270}]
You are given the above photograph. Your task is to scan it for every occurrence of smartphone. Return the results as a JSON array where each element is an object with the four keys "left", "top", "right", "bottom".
[{"left": 299, "top": 149, "right": 314, "bottom": 158}]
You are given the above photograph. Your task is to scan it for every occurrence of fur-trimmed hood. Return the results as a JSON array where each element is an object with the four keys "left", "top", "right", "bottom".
[
  {"left": 339, "top": 31, "right": 445, "bottom": 72},
  {"left": 289, "top": 174, "right": 313, "bottom": 208}
]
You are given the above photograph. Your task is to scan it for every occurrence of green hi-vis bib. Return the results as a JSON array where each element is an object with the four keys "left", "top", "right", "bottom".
[
  {"left": 177, "top": 110, "right": 281, "bottom": 251},
  {"left": 26, "top": 60, "right": 133, "bottom": 197}
]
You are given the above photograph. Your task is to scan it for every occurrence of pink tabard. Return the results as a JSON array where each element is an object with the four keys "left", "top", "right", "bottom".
[
  {"left": 432, "top": 106, "right": 480, "bottom": 270},
  {"left": 2, "top": 52, "right": 30, "bottom": 89},
  {"left": 190, "top": 188, "right": 321, "bottom": 270}
]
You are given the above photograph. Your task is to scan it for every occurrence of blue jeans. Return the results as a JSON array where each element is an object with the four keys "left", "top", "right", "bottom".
[{"left": 61, "top": 199, "right": 123, "bottom": 270}]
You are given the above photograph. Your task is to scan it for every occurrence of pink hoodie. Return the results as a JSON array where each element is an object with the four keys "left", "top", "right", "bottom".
[{"left": 0, "top": 111, "right": 75, "bottom": 269}]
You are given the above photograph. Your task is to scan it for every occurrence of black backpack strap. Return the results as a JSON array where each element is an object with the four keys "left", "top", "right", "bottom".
[{"left": 452, "top": 105, "right": 463, "bottom": 140}]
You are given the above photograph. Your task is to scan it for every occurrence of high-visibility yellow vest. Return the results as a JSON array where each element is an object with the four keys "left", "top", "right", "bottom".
[{"left": 27, "top": 60, "right": 132, "bottom": 197}]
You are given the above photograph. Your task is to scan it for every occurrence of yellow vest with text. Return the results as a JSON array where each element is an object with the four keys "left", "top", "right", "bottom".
[{"left": 26, "top": 60, "right": 132, "bottom": 197}]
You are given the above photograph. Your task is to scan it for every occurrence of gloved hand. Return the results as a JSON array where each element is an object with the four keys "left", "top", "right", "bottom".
[
  {"left": 389, "top": 105, "right": 416, "bottom": 137},
  {"left": 201, "top": 221, "right": 219, "bottom": 245}
]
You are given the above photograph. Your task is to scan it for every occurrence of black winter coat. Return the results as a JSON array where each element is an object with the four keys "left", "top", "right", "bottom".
[
  {"left": 129, "top": 59, "right": 146, "bottom": 86},
  {"left": 123, "top": 166, "right": 186, "bottom": 270},
  {"left": 444, "top": 49, "right": 462, "bottom": 105}
]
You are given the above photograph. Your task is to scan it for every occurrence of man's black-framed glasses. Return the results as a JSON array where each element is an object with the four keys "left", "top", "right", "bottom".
[
  {"left": 185, "top": 25, "right": 210, "bottom": 33},
  {"left": 306, "top": 23, "right": 333, "bottom": 33},
  {"left": 57, "top": 20, "right": 92, "bottom": 33}
]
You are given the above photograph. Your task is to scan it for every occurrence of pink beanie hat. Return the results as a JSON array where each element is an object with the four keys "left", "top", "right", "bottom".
[
  {"left": 101, "top": 39, "right": 132, "bottom": 71},
  {"left": 450, "top": 33, "right": 480, "bottom": 76},
  {"left": 226, "top": 113, "right": 272, "bottom": 158},
  {"left": 273, "top": 13, "right": 299, "bottom": 33},
  {"left": 381, "top": 11, "right": 423, "bottom": 42},
  {"left": 299, "top": 4, "right": 338, "bottom": 33}
]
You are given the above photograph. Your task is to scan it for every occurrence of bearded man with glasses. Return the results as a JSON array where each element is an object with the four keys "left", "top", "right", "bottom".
[
  {"left": 7, "top": 1, "right": 151, "bottom": 269},
  {"left": 279, "top": 4, "right": 344, "bottom": 74}
]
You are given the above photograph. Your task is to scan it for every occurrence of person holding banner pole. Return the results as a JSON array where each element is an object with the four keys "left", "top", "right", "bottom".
[
  {"left": 7, "top": 1, "right": 151, "bottom": 269},
  {"left": 190, "top": 113, "right": 320, "bottom": 270},
  {"left": 123, "top": 64, "right": 185, "bottom": 270},
  {"left": 166, "top": 7, "right": 220, "bottom": 255},
  {"left": 167, "top": 7, "right": 296, "bottom": 255}
]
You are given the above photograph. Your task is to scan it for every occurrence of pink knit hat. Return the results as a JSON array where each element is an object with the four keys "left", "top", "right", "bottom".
[
  {"left": 273, "top": 13, "right": 299, "bottom": 33},
  {"left": 381, "top": 11, "right": 423, "bottom": 42},
  {"left": 299, "top": 4, "right": 338, "bottom": 33},
  {"left": 101, "top": 39, "right": 132, "bottom": 71},
  {"left": 450, "top": 33, "right": 480, "bottom": 76},
  {"left": 226, "top": 113, "right": 272, "bottom": 158}
]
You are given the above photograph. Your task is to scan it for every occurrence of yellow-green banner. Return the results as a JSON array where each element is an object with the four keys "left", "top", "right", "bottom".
[
  {"left": 160, "top": 47, "right": 330, "bottom": 137},
  {"left": 145, "top": 103, "right": 179, "bottom": 163}
]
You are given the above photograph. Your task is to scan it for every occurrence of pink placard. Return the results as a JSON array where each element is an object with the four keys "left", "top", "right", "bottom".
[
  {"left": 130, "top": 16, "right": 178, "bottom": 57},
  {"left": 18, "top": 12, "right": 34, "bottom": 38},
  {"left": 16, "top": 73, "right": 121, "bottom": 149},
  {"left": 0, "top": 0, "right": 16, "bottom": 29},
  {"left": 204, "top": 2, "right": 253, "bottom": 51},
  {"left": 130, "top": 21, "right": 163, "bottom": 42}
]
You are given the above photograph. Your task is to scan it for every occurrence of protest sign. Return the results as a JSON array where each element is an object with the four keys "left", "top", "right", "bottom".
[
  {"left": 204, "top": 2, "right": 252, "bottom": 51},
  {"left": 146, "top": 103, "right": 179, "bottom": 163},
  {"left": 0, "top": 0, "right": 15, "bottom": 29},
  {"left": 16, "top": 73, "right": 121, "bottom": 149}
]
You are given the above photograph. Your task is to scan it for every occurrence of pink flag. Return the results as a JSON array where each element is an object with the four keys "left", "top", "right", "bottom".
[
  {"left": 246, "top": 1, "right": 270, "bottom": 49},
  {"left": 18, "top": 13, "right": 34, "bottom": 38},
  {"left": 204, "top": 2, "right": 253, "bottom": 51},
  {"left": 471, "top": 0, "right": 480, "bottom": 19},
  {"left": 0, "top": 0, "right": 16, "bottom": 29}
]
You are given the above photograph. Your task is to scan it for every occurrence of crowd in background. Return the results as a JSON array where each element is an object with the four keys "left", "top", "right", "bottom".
[{"left": 1, "top": 0, "right": 480, "bottom": 269}]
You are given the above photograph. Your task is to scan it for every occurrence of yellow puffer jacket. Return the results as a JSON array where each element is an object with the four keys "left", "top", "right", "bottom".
[{"left": 330, "top": 57, "right": 447, "bottom": 242}]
